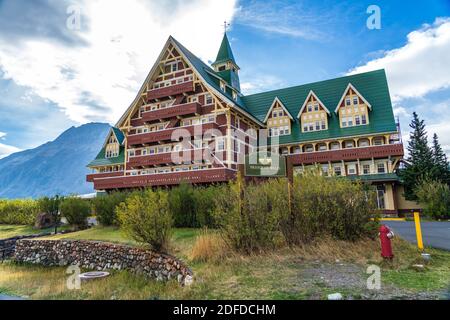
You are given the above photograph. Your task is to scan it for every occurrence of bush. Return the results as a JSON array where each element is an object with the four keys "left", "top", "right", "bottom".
[
  {"left": 168, "top": 183, "right": 219, "bottom": 228},
  {"left": 214, "top": 175, "right": 283, "bottom": 253},
  {"left": 214, "top": 171, "right": 378, "bottom": 254},
  {"left": 117, "top": 189, "right": 172, "bottom": 252},
  {"left": 38, "top": 196, "right": 63, "bottom": 225},
  {"left": 169, "top": 182, "right": 197, "bottom": 228},
  {"left": 285, "top": 172, "right": 378, "bottom": 243},
  {"left": 415, "top": 178, "right": 450, "bottom": 219},
  {"left": 92, "top": 192, "right": 128, "bottom": 226},
  {"left": 60, "top": 197, "right": 91, "bottom": 229},
  {"left": 0, "top": 199, "right": 40, "bottom": 225}
]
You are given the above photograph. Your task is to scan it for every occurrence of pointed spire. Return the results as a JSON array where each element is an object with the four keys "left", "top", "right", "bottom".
[{"left": 212, "top": 33, "right": 237, "bottom": 67}]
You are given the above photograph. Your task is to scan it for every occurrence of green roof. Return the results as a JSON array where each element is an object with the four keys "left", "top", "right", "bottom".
[
  {"left": 88, "top": 146, "right": 125, "bottom": 167},
  {"left": 347, "top": 173, "right": 399, "bottom": 182},
  {"left": 212, "top": 33, "right": 237, "bottom": 66},
  {"left": 112, "top": 127, "right": 125, "bottom": 145},
  {"left": 242, "top": 69, "right": 397, "bottom": 145}
]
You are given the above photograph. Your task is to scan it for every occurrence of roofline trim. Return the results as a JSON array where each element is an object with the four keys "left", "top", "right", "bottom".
[
  {"left": 263, "top": 96, "right": 294, "bottom": 123},
  {"left": 297, "top": 90, "right": 331, "bottom": 118},
  {"left": 334, "top": 83, "right": 373, "bottom": 114}
]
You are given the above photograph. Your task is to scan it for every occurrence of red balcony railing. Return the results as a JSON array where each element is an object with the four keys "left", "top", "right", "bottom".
[
  {"left": 128, "top": 148, "right": 208, "bottom": 167},
  {"left": 86, "top": 171, "right": 124, "bottom": 183},
  {"left": 142, "top": 102, "right": 201, "bottom": 122},
  {"left": 92, "top": 168, "right": 236, "bottom": 190},
  {"left": 288, "top": 144, "right": 404, "bottom": 165},
  {"left": 146, "top": 81, "right": 194, "bottom": 100},
  {"left": 127, "top": 122, "right": 220, "bottom": 146}
]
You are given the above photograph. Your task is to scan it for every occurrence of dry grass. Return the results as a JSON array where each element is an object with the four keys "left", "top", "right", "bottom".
[{"left": 189, "top": 230, "right": 228, "bottom": 263}]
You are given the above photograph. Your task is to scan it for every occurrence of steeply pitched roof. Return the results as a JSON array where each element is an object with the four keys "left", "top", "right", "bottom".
[
  {"left": 212, "top": 33, "right": 237, "bottom": 66},
  {"left": 88, "top": 146, "right": 125, "bottom": 167},
  {"left": 263, "top": 97, "right": 294, "bottom": 123},
  {"left": 112, "top": 127, "right": 125, "bottom": 145},
  {"left": 241, "top": 69, "right": 397, "bottom": 145}
]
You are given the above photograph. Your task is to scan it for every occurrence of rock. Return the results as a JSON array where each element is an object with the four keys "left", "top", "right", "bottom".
[
  {"left": 184, "top": 275, "right": 194, "bottom": 287},
  {"left": 328, "top": 293, "right": 343, "bottom": 300},
  {"left": 34, "top": 212, "right": 55, "bottom": 229}
]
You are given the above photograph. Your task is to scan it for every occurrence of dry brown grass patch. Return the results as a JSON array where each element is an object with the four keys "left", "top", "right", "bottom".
[{"left": 189, "top": 230, "right": 228, "bottom": 263}]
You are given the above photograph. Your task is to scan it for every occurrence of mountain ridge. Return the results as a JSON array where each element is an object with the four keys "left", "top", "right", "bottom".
[{"left": 0, "top": 122, "right": 110, "bottom": 199}]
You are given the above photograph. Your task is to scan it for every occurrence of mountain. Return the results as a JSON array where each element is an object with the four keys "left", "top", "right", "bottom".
[{"left": 0, "top": 123, "right": 111, "bottom": 199}]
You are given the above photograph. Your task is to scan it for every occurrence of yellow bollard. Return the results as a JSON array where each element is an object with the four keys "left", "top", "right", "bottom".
[{"left": 414, "top": 212, "right": 424, "bottom": 251}]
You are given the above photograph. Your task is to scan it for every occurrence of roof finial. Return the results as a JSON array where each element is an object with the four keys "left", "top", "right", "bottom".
[{"left": 223, "top": 20, "right": 230, "bottom": 34}]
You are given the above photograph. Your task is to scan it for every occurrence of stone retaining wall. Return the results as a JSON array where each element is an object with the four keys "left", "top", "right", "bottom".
[
  {"left": 14, "top": 239, "right": 193, "bottom": 284},
  {"left": 0, "top": 233, "right": 53, "bottom": 260}
]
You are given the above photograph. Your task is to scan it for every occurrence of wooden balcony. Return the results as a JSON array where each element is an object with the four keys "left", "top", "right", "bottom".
[
  {"left": 127, "top": 122, "right": 220, "bottom": 146},
  {"left": 146, "top": 81, "right": 194, "bottom": 100},
  {"left": 86, "top": 171, "right": 124, "bottom": 183},
  {"left": 128, "top": 148, "right": 208, "bottom": 167},
  {"left": 92, "top": 168, "right": 236, "bottom": 190},
  {"left": 142, "top": 102, "right": 201, "bottom": 122},
  {"left": 288, "top": 144, "right": 404, "bottom": 165}
]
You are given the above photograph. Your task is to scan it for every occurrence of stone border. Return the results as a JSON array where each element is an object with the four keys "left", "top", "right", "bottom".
[{"left": 14, "top": 239, "right": 193, "bottom": 284}]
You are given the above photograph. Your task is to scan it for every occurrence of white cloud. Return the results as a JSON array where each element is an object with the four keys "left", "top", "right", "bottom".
[
  {"left": 241, "top": 75, "right": 286, "bottom": 95},
  {"left": 348, "top": 18, "right": 450, "bottom": 102},
  {"left": 0, "top": 0, "right": 238, "bottom": 124},
  {"left": 393, "top": 106, "right": 409, "bottom": 118},
  {"left": 0, "top": 142, "right": 21, "bottom": 159},
  {"left": 0, "top": 132, "right": 5, "bottom": 139}
]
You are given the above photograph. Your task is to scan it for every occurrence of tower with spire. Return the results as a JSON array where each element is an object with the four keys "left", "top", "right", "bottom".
[{"left": 211, "top": 32, "right": 241, "bottom": 92}]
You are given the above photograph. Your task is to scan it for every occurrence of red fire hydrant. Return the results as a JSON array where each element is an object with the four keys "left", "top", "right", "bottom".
[{"left": 379, "top": 225, "right": 394, "bottom": 259}]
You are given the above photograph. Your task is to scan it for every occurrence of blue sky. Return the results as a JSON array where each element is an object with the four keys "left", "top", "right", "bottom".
[{"left": 0, "top": 0, "right": 449, "bottom": 158}]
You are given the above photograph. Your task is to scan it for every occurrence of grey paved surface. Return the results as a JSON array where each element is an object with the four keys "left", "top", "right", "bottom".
[
  {"left": 0, "top": 294, "right": 24, "bottom": 300},
  {"left": 384, "top": 221, "right": 450, "bottom": 251}
]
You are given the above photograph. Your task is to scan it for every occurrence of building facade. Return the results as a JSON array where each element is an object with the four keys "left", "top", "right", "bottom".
[{"left": 87, "top": 34, "right": 414, "bottom": 214}]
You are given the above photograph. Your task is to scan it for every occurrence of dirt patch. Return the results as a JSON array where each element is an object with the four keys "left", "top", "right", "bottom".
[{"left": 299, "top": 261, "right": 445, "bottom": 300}]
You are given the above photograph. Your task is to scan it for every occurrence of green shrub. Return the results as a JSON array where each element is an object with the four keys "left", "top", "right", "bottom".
[
  {"left": 0, "top": 199, "right": 40, "bottom": 225},
  {"left": 92, "top": 192, "right": 128, "bottom": 226},
  {"left": 38, "top": 196, "right": 63, "bottom": 225},
  {"left": 193, "top": 185, "right": 220, "bottom": 228},
  {"left": 169, "top": 182, "right": 197, "bottom": 228},
  {"left": 60, "top": 197, "right": 91, "bottom": 229},
  {"left": 117, "top": 189, "right": 172, "bottom": 252},
  {"left": 415, "top": 178, "right": 450, "bottom": 219},
  {"left": 214, "top": 175, "right": 283, "bottom": 253},
  {"left": 286, "top": 172, "right": 377, "bottom": 243}
]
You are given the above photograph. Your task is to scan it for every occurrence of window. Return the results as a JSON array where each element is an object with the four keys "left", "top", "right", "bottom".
[
  {"left": 347, "top": 164, "right": 357, "bottom": 175},
  {"left": 374, "top": 137, "right": 384, "bottom": 146},
  {"left": 359, "top": 139, "right": 370, "bottom": 147},
  {"left": 307, "top": 105, "right": 313, "bottom": 112},
  {"left": 321, "top": 120, "right": 326, "bottom": 130},
  {"left": 342, "top": 119, "right": 347, "bottom": 127},
  {"left": 322, "top": 165, "right": 329, "bottom": 176},
  {"left": 353, "top": 97, "right": 359, "bottom": 105},
  {"left": 305, "top": 145, "right": 314, "bottom": 152},
  {"left": 376, "top": 185, "right": 386, "bottom": 209},
  {"left": 278, "top": 110, "right": 284, "bottom": 117},
  {"left": 205, "top": 93, "right": 213, "bottom": 105},
  {"left": 377, "top": 163, "right": 386, "bottom": 174},
  {"left": 220, "top": 81, "right": 226, "bottom": 92},
  {"left": 218, "top": 65, "right": 226, "bottom": 72},
  {"left": 171, "top": 63, "right": 178, "bottom": 72},
  {"left": 216, "top": 138, "right": 225, "bottom": 151},
  {"left": 345, "top": 141, "right": 354, "bottom": 148},
  {"left": 189, "top": 96, "right": 198, "bottom": 103},
  {"left": 346, "top": 98, "right": 351, "bottom": 106},
  {"left": 330, "top": 142, "right": 340, "bottom": 150},
  {"left": 355, "top": 115, "right": 361, "bottom": 125},
  {"left": 318, "top": 144, "right": 327, "bottom": 151},
  {"left": 232, "top": 91, "right": 237, "bottom": 101},
  {"left": 348, "top": 117, "right": 353, "bottom": 126},
  {"left": 314, "top": 104, "right": 319, "bottom": 112},
  {"left": 315, "top": 121, "right": 320, "bottom": 131},
  {"left": 334, "top": 166, "right": 342, "bottom": 176},
  {"left": 128, "top": 150, "right": 135, "bottom": 157},
  {"left": 362, "top": 164, "right": 371, "bottom": 175},
  {"left": 362, "top": 114, "right": 367, "bottom": 125},
  {"left": 272, "top": 111, "right": 278, "bottom": 118},
  {"left": 303, "top": 125, "right": 308, "bottom": 132}
]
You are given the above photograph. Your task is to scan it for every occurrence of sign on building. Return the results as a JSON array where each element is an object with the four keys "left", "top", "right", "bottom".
[{"left": 244, "top": 151, "right": 287, "bottom": 177}]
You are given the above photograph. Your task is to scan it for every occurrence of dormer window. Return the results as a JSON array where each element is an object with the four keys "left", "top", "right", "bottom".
[
  {"left": 336, "top": 84, "right": 372, "bottom": 128},
  {"left": 298, "top": 91, "right": 331, "bottom": 133},
  {"left": 218, "top": 65, "right": 226, "bottom": 72},
  {"left": 220, "top": 81, "right": 226, "bottom": 92},
  {"left": 232, "top": 90, "right": 237, "bottom": 101}
]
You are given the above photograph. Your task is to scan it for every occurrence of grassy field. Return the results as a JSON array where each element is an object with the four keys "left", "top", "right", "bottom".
[
  {"left": 0, "top": 226, "right": 449, "bottom": 300},
  {"left": 0, "top": 225, "right": 70, "bottom": 239}
]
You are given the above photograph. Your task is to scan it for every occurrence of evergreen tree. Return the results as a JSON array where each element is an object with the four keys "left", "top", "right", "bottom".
[
  {"left": 431, "top": 133, "right": 450, "bottom": 184},
  {"left": 399, "top": 112, "right": 434, "bottom": 200}
]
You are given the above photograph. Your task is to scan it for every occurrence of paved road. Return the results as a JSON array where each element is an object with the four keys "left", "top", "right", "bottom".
[{"left": 384, "top": 221, "right": 450, "bottom": 251}]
